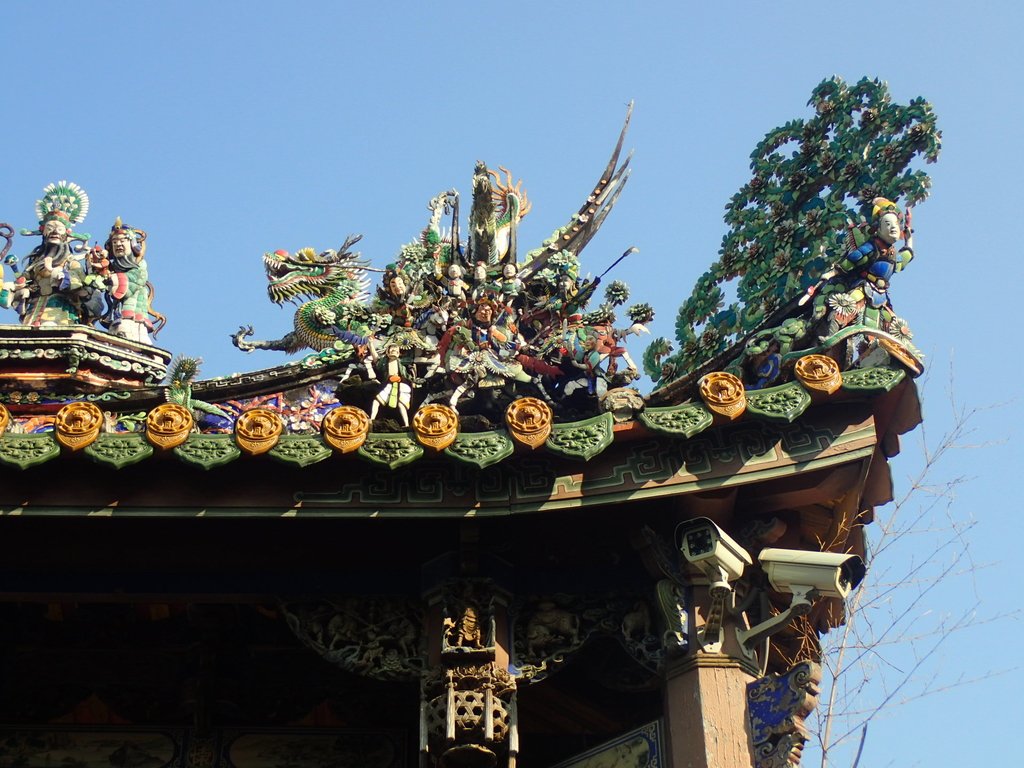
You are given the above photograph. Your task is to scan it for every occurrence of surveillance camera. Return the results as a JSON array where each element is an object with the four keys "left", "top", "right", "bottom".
[
  {"left": 676, "top": 517, "right": 753, "bottom": 594},
  {"left": 758, "top": 548, "right": 866, "bottom": 600},
  {"left": 736, "top": 549, "right": 868, "bottom": 666}
]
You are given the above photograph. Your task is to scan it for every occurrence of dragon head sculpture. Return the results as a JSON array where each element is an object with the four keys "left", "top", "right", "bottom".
[{"left": 262, "top": 235, "right": 368, "bottom": 305}]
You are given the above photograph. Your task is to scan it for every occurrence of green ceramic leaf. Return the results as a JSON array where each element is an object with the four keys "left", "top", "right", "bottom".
[
  {"left": 85, "top": 433, "right": 154, "bottom": 469},
  {"left": 358, "top": 433, "right": 424, "bottom": 469},
  {"left": 269, "top": 435, "right": 333, "bottom": 468},
  {"left": 546, "top": 412, "right": 615, "bottom": 461},
  {"left": 0, "top": 433, "right": 61, "bottom": 469},
  {"left": 640, "top": 403, "right": 714, "bottom": 438},
  {"left": 841, "top": 365, "right": 906, "bottom": 393},
  {"left": 746, "top": 382, "right": 812, "bottom": 423},
  {"left": 174, "top": 435, "right": 241, "bottom": 470},
  {"left": 445, "top": 431, "right": 515, "bottom": 469}
]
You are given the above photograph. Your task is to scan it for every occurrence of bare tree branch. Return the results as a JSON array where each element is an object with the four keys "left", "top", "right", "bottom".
[{"left": 809, "top": 372, "right": 1013, "bottom": 768}]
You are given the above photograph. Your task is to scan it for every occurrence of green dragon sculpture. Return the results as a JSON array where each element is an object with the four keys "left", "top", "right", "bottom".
[
  {"left": 391, "top": 165, "right": 531, "bottom": 284},
  {"left": 231, "top": 234, "right": 377, "bottom": 355}
]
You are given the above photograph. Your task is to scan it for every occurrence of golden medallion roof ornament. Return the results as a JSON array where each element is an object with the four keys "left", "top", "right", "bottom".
[
  {"left": 234, "top": 408, "right": 283, "bottom": 455},
  {"left": 698, "top": 372, "right": 746, "bottom": 422},
  {"left": 54, "top": 402, "right": 103, "bottom": 450},
  {"left": 505, "top": 397, "right": 553, "bottom": 450},
  {"left": 321, "top": 405, "right": 370, "bottom": 454},
  {"left": 413, "top": 404, "right": 459, "bottom": 451},
  {"left": 794, "top": 354, "right": 842, "bottom": 398},
  {"left": 146, "top": 403, "right": 194, "bottom": 450}
]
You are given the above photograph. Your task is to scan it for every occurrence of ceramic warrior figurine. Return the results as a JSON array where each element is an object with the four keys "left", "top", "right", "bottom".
[
  {"left": 498, "top": 262, "right": 523, "bottom": 301},
  {"left": 816, "top": 197, "right": 914, "bottom": 335},
  {"left": 93, "top": 218, "right": 153, "bottom": 343},
  {"left": 0, "top": 181, "right": 92, "bottom": 326},
  {"left": 439, "top": 297, "right": 538, "bottom": 409},
  {"left": 369, "top": 339, "right": 414, "bottom": 426},
  {"left": 443, "top": 263, "right": 469, "bottom": 301},
  {"left": 376, "top": 266, "right": 419, "bottom": 332}
]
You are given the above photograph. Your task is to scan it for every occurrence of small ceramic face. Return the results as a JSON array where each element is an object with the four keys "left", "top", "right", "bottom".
[
  {"left": 447, "top": 264, "right": 463, "bottom": 278},
  {"left": 876, "top": 212, "right": 902, "bottom": 245},
  {"left": 389, "top": 275, "right": 407, "bottom": 296},
  {"left": 110, "top": 232, "right": 133, "bottom": 259},
  {"left": 473, "top": 262, "right": 487, "bottom": 281},
  {"left": 474, "top": 302, "right": 494, "bottom": 324},
  {"left": 386, "top": 345, "right": 401, "bottom": 360},
  {"left": 42, "top": 219, "right": 68, "bottom": 244},
  {"left": 502, "top": 264, "right": 516, "bottom": 278}
]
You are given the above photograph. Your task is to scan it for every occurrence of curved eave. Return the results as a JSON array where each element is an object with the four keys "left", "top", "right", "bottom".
[{"left": 0, "top": 372, "right": 920, "bottom": 519}]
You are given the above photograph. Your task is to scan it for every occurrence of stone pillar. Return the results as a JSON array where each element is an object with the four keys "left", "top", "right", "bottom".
[
  {"left": 660, "top": 578, "right": 760, "bottom": 768},
  {"left": 663, "top": 655, "right": 757, "bottom": 768}
]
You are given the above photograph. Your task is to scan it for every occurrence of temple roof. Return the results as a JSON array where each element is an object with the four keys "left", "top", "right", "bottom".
[{"left": 0, "top": 78, "right": 934, "bottom": 502}]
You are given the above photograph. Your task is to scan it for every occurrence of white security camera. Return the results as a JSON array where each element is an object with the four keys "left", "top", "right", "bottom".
[
  {"left": 758, "top": 548, "right": 866, "bottom": 599},
  {"left": 676, "top": 517, "right": 753, "bottom": 595},
  {"left": 675, "top": 517, "right": 753, "bottom": 653},
  {"left": 737, "top": 548, "right": 868, "bottom": 666}
]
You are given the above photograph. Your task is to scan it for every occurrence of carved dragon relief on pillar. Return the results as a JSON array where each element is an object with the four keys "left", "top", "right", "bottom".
[{"left": 747, "top": 661, "right": 822, "bottom": 768}]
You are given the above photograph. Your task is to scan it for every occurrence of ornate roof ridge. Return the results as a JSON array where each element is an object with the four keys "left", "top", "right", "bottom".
[{"left": 0, "top": 361, "right": 911, "bottom": 472}]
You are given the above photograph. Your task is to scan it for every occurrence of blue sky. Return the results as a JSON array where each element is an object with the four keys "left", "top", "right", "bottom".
[{"left": 3, "top": 1, "right": 1022, "bottom": 764}]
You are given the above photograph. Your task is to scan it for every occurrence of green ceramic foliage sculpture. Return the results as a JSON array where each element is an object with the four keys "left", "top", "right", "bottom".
[{"left": 648, "top": 77, "right": 940, "bottom": 384}]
